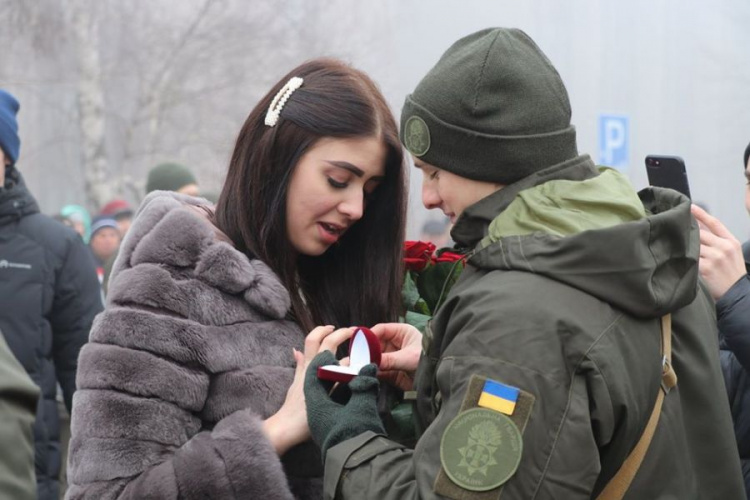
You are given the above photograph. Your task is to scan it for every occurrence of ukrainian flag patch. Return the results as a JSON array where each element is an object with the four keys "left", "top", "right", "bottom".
[{"left": 477, "top": 379, "right": 519, "bottom": 415}]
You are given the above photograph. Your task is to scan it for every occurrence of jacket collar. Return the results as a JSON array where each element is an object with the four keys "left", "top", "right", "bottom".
[
  {"left": 0, "top": 167, "right": 40, "bottom": 225},
  {"left": 451, "top": 155, "right": 600, "bottom": 248}
]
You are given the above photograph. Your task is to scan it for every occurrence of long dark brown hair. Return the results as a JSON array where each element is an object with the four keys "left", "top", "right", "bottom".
[{"left": 214, "top": 58, "right": 406, "bottom": 332}]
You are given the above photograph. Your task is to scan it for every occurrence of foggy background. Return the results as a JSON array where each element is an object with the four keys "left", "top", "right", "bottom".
[{"left": 1, "top": 0, "right": 749, "bottom": 240}]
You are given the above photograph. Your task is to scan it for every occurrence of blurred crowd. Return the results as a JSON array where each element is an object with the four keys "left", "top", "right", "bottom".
[
  {"left": 0, "top": 87, "right": 218, "bottom": 499},
  {"left": 54, "top": 162, "right": 207, "bottom": 295}
]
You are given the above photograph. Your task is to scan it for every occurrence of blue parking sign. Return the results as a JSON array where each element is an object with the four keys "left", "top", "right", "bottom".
[{"left": 599, "top": 114, "right": 629, "bottom": 171}]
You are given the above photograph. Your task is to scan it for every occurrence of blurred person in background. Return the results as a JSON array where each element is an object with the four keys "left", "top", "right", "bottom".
[
  {"left": 99, "top": 163, "right": 199, "bottom": 294},
  {"left": 88, "top": 216, "right": 121, "bottom": 284},
  {"left": 0, "top": 88, "right": 103, "bottom": 500},
  {"left": 689, "top": 141, "right": 750, "bottom": 496},
  {"left": 0, "top": 329, "right": 39, "bottom": 500},
  {"left": 59, "top": 204, "right": 91, "bottom": 244},
  {"left": 52, "top": 214, "right": 76, "bottom": 230},
  {"left": 146, "top": 161, "right": 200, "bottom": 196},
  {"left": 66, "top": 58, "right": 406, "bottom": 499},
  {"left": 98, "top": 199, "right": 134, "bottom": 238}
]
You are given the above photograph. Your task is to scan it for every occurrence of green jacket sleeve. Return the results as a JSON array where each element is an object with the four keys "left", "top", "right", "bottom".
[
  {"left": 326, "top": 357, "right": 608, "bottom": 499},
  {"left": 0, "top": 330, "right": 39, "bottom": 500},
  {"left": 324, "top": 313, "right": 615, "bottom": 499}
]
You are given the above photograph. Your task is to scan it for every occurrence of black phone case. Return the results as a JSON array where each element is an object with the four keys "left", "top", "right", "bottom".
[{"left": 645, "top": 155, "right": 691, "bottom": 199}]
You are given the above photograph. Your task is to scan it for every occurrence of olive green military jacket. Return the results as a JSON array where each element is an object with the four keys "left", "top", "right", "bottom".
[
  {"left": 0, "top": 329, "right": 39, "bottom": 500},
  {"left": 324, "top": 156, "right": 744, "bottom": 499}
]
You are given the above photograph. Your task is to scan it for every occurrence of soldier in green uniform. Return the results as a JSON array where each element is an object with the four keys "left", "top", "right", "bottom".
[{"left": 298, "top": 28, "right": 745, "bottom": 499}]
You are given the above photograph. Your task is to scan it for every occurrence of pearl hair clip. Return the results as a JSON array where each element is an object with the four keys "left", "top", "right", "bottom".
[{"left": 264, "top": 76, "right": 304, "bottom": 127}]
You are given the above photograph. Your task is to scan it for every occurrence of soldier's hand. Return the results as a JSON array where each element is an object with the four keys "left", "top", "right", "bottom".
[{"left": 371, "top": 323, "right": 422, "bottom": 391}]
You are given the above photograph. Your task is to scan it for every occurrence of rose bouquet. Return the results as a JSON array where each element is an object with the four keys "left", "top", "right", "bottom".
[
  {"left": 383, "top": 241, "right": 466, "bottom": 445},
  {"left": 402, "top": 241, "right": 466, "bottom": 332}
]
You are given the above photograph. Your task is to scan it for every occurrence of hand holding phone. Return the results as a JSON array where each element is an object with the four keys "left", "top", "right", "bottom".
[{"left": 645, "top": 155, "right": 691, "bottom": 199}]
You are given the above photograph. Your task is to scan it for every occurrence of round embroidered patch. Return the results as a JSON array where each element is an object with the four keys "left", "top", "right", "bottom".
[
  {"left": 440, "top": 408, "right": 523, "bottom": 491},
  {"left": 404, "top": 115, "right": 430, "bottom": 157}
]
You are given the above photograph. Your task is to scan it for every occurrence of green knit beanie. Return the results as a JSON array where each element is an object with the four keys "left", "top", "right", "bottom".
[
  {"left": 400, "top": 28, "right": 578, "bottom": 184},
  {"left": 146, "top": 162, "right": 197, "bottom": 193}
]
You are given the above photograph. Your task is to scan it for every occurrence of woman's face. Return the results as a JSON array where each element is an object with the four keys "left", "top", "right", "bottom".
[{"left": 286, "top": 136, "right": 386, "bottom": 256}]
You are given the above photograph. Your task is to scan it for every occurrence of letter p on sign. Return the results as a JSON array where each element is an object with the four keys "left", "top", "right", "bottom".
[{"left": 598, "top": 114, "right": 629, "bottom": 171}]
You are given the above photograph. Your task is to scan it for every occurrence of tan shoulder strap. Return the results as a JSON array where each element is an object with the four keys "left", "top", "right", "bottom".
[{"left": 596, "top": 314, "right": 676, "bottom": 500}]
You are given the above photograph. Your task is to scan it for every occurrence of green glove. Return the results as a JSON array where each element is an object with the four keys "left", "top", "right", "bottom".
[{"left": 304, "top": 351, "right": 386, "bottom": 458}]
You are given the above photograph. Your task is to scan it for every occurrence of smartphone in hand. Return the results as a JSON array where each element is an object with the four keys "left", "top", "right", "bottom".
[{"left": 645, "top": 155, "right": 691, "bottom": 199}]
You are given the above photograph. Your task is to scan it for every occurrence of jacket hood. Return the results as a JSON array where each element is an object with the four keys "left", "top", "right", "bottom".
[
  {"left": 464, "top": 158, "right": 698, "bottom": 318},
  {"left": 0, "top": 167, "right": 39, "bottom": 225}
]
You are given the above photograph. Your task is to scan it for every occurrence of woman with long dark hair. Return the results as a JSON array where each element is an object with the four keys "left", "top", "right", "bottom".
[{"left": 66, "top": 58, "right": 406, "bottom": 500}]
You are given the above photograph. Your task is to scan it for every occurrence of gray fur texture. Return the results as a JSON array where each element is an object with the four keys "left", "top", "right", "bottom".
[{"left": 66, "top": 192, "right": 321, "bottom": 499}]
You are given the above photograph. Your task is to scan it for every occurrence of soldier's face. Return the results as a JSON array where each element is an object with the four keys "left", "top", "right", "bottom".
[{"left": 414, "top": 158, "right": 504, "bottom": 223}]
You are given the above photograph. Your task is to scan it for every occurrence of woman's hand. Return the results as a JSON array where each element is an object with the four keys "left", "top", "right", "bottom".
[
  {"left": 371, "top": 323, "right": 423, "bottom": 391},
  {"left": 263, "top": 326, "right": 355, "bottom": 455},
  {"left": 263, "top": 348, "right": 309, "bottom": 456},
  {"left": 691, "top": 204, "right": 747, "bottom": 300}
]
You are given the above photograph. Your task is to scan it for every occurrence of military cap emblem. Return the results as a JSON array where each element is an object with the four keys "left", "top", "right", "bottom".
[
  {"left": 404, "top": 116, "right": 430, "bottom": 157},
  {"left": 440, "top": 408, "right": 522, "bottom": 491}
]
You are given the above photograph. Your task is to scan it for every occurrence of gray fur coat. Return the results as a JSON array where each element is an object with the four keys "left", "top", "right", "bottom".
[{"left": 66, "top": 192, "right": 322, "bottom": 499}]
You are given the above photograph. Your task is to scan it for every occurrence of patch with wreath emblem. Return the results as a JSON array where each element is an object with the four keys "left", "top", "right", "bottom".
[
  {"left": 440, "top": 408, "right": 523, "bottom": 492},
  {"left": 404, "top": 115, "right": 431, "bottom": 157}
]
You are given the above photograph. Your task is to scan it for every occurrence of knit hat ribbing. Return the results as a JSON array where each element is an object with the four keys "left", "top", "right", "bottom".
[
  {"left": 0, "top": 90, "right": 21, "bottom": 166},
  {"left": 146, "top": 162, "right": 197, "bottom": 193},
  {"left": 400, "top": 28, "right": 578, "bottom": 184},
  {"left": 100, "top": 199, "right": 133, "bottom": 219},
  {"left": 90, "top": 216, "right": 119, "bottom": 238}
]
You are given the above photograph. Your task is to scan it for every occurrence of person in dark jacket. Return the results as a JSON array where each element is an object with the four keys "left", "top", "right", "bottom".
[
  {"left": 295, "top": 28, "right": 744, "bottom": 499},
  {"left": 0, "top": 88, "right": 103, "bottom": 500},
  {"left": 691, "top": 146, "right": 750, "bottom": 496}
]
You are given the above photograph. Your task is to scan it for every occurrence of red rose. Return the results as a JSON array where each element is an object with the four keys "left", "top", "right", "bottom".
[
  {"left": 404, "top": 240, "right": 436, "bottom": 272},
  {"left": 434, "top": 251, "right": 466, "bottom": 265}
]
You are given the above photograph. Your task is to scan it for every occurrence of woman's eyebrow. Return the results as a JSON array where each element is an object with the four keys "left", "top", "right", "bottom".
[{"left": 327, "top": 161, "right": 384, "bottom": 181}]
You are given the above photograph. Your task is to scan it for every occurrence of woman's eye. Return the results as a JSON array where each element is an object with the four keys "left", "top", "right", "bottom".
[
  {"left": 327, "top": 177, "right": 347, "bottom": 189},
  {"left": 429, "top": 170, "right": 439, "bottom": 180}
]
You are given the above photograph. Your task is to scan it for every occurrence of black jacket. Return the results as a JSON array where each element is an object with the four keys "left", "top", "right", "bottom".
[
  {"left": 0, "top": 167, "right": 102, "bottom": 500},
  {"left": 719, "top": 243, "right": 750, "bottom": 497}
]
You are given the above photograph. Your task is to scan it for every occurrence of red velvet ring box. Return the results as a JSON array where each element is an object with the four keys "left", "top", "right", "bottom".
[{"left": 317, "top": 327, "right": 382, "bottom": 383}]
